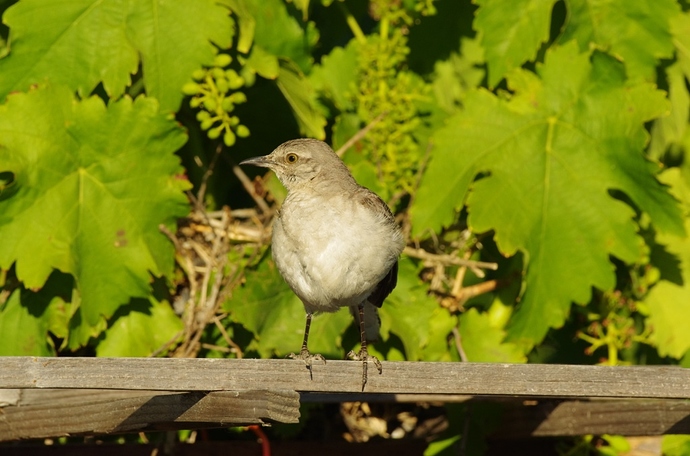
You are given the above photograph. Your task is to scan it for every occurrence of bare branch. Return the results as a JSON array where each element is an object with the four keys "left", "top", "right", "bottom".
[
  {"left": 232, "top": 163, "right": 272, "bottom": 214},
  {"left": 403, "top": 246, "right": 498, "bottom": 271}
]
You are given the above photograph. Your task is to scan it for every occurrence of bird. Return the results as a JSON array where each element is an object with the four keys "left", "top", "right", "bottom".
[{"left": 240, "top": 139, "right": 404, "bottom": 390}]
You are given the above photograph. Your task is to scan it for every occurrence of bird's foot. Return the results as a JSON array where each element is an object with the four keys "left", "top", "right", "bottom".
[
  {"left": 347, "top": 348, "right": 382, "bottom": 391},
  {"left": 289, "top": 348, "right": 326, "bottom": 380}
]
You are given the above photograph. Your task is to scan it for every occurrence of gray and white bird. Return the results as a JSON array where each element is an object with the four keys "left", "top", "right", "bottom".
[{"left": 240, "top": 139, "right": 404, "bottom": 390}]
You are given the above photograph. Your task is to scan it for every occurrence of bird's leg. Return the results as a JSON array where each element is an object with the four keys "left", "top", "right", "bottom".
[
  {"left": 289, "top": 312, "right": 326, "bottom": 379},
  {"left": 347, "top": 302, "right": 382, "bottom": 391}
]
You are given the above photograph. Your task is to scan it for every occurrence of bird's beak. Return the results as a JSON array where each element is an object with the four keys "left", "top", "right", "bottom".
[{"left": 239, "top": 155, "right": 274, "bottom": 168}]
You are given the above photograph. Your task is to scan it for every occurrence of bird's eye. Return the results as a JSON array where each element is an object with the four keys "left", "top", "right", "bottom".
[{"left": 286, "top": 153, "right": 299, "bottom": 164}]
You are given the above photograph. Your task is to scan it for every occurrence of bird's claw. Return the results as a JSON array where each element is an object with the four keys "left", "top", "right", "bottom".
[
  {"left": 289, "top": 349, "right": 326, "bottom": 380},
  {"left": 348, "top": 349, "right": 382, "bottom": 391}
]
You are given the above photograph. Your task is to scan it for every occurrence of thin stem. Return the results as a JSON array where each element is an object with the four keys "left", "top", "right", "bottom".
[
  {"left": 380, "top": 15, "right": 389, "bottom": 40},
  {"left": 337, "top": 1, "right": 366, "bottom": 44},
  {"left": 232, "top": 162, "right": 272, "bottom": 214},
  {"left": 403, "top": 246, "right": 498, "bottom": 271}
]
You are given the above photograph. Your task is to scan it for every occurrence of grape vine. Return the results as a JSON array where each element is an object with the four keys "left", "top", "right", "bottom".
[
  {"left": 183, "top": 53, "right": 250, "bottom": 147},
  {"left": 346, "top": 0, "right": 436, "bottom": 195}
]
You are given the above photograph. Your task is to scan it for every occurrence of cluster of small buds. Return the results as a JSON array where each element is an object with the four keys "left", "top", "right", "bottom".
[{"left": 182, "top": 54, "right": 250, "bottom": 147}]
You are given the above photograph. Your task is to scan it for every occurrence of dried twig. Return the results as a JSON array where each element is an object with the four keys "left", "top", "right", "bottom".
[
  {"left": 232, "top": 162, "right": 272, "bottom": 214},
  {"left": 213, "top": 315, "right": 243, "bottom": 358},
  {"left": 150, "top": 329, "right": 184, "bottom": 358},
  {"left": 403, "top": 246, "right": 498, "bottom": 271},
  {"left": 450, "top": 250, "right": 472, "bottom": 297},
  {"left": 452, "top": 327, "right": 468, "bottom": 363},
  {"left": 197, "top": 144, "right": 224, "bottom": 205},
  {"left": 453, "top": 279, "right": 500, "bottom": 303}
]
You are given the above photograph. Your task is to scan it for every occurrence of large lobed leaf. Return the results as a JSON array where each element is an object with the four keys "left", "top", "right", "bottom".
[
  {"left": 244, "top": 0, "right": 318, "bottom": 73},
  {"left": 0, "top": 0, "right": 233, "bottom": 111},
  {"left": 276, "top": 58, "right": 326, "bottom": 140},
  {"left": 671, "top": 12, "right": 690, "bottom": 80},
  {"left": 411, "top": 42, "right": 684, "bottom": 349},
  {"left": 96, "top": 297, "right": 184, "bottom": 357},
  {"left": 560, "top": 0, "right": 678, "bottom": 81},
  {"left": 0, "top": 271, "right": 74, "bottom": 355},
  {"left": 0, "top": 85, "right": 190, "bottom": 329},
  {"left": 473, "top": 0, "right": 557, "bottom": 87},
  {"left": 644, "top": 168, "right": 690, "bottom": 359},
  {"left": 458, "top": 308, "right": 526, "bottom": 363},
  {"left": 474, "top": 0, "right": 678, "bottom": 86}
]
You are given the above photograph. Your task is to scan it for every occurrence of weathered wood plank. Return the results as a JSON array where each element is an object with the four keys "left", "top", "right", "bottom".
[
  {"left": 303, "top": 394, "right": 690, "bottom": 437},
  {"left": 495, "top": 399, "right": 690, "bottom": 437},
  {"left": 0, "top": 389, "right": 299, "bottom": 441},
  {"left": 1, "top": 357, "right": 689, "bottom": 398}
]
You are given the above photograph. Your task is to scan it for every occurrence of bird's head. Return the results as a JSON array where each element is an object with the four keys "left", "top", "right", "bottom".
[{"left": 240, "top": 139, "right": 353, "bottom": 190}]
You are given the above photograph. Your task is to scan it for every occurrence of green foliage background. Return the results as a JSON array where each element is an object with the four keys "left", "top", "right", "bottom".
[{"left": 1, "top": 0, "right": 690, "bottom": 452}]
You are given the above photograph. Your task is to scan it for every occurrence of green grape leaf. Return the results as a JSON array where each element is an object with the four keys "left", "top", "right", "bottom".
[
  {"left": 431, "top": 37, "right": 486, "bottom": 114},
  {"left": 560, "top": 0, "right": 678, "bottom": 81},
  {"left": 671, "top": 12, "right": 690, "bottom": 80},
  {"left": 310, "top": 40, "right": 359, "bottom": 112},
  {"left": 0, "top": 290, "right": 53, "bottom": 356},
  {"left": 65, "top": 294, "right": 108, "bottom": 350},
  {"left": 0, "top": 85, "right": 190, "bottom": 330},
  {"left": 380, "top": 257, "right": 454, "bottom": 361},
  {"left": 0, "top": 0, "right": 233, "bottom": 111},
  {"left": 218, "top": 0, "right": 256, "bottom": 53},
  {"left": 245, "top": 45, "right": 280, "bottom": 80},
  {"left": 96, "top": 297, "right": 183, "bottom": 357},
  {"left": 645, "top": 168, "right": 690, "bottom": 359},
  {"left": 411, "top": 42, "right": 684, "bottom": 349},
  {"left": 276, "top": 58, "right": 327, "bottom": 140},
  {"left": 0, "top": 270, "right": 72, "bottom": 355},
  {"left": 474, "top": 0, "right": 557, "bottom": 87},
  {"left": 288, "top": 0, "right": 311, "bottom": 21},
  {"left": 225, "top": 254, "right": 350, "bottom": 359},
  {"left": 663, "top": 435, "right": 690, "bottom": 456},
  {"left": 458, "top": 308, "right": 526, "bottom": 363},
  {"left": 244, "top": 0, "right": 318, "bottom": 73},
  {"left": 649, "top": 64, "right": 689, "bottom": 160}
]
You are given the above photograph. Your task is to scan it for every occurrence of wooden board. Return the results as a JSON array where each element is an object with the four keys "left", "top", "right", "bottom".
[
  {"left": 0, "top": 388, "right": 299, "bottom": 441},
  {"left": 495, "top": 398, "right": 690, "bottom": 437},
  {"left": 1, "top": 357, "right": 689, "bottom": 398}
]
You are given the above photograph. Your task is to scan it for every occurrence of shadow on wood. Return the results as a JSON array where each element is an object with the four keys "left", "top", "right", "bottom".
[{"left": 0, "top": 389, "right": 299, "bottom": 441}]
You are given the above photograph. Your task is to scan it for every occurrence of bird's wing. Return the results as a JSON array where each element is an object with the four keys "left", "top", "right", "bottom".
[
  {"left": 368, "top": 260, "right": 398, "bottom": 308},
  {"left": 355, "top": 187, "right": 402, "bottom": 308},
  {"left": 356, "top": 187, "right": 397, "bottom": 225}
]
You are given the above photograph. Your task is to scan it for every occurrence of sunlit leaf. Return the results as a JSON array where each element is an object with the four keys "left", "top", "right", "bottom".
[
  {"left": 276, "top": 58, "right": 327, "bottom": 140},
  {"left": 458, "top": 308, "right": 526, "bottom": 363},
  {"left": 560, "top": 0, "right": 678, "bottom": 81},
  {"left": 645, "top": 167, "right": 690, "bottom": 358},
  {"left": 411, "top": 42, "right": 684, "bottom": 348},
  {"left": 96, "top": 297, "right": 183, "bottom": 357},
  {"left": 474, "top": 0, "right": 557, "bottom": 87},
  {"left": 0, "top": 0, "right": 233, "bottom": 111},
  {"left": 0, "top": 85, "right": 190, "bottom": 331}
]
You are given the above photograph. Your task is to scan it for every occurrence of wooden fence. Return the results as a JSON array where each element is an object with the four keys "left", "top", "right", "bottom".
[{"left": 1, "top": 357, "right": 689, "bottom": 451}]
